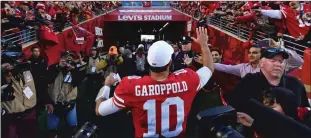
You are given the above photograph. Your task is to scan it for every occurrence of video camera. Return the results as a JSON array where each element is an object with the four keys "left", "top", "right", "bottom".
[
  {"left": 1, "top": 42, "right": 30, "bottom": 72},
  {"left": 1, "top": 84, "right": 15, "bottom": 102},
  {"left": 197, "top": 106, "right": 245, "bottom": 138}
]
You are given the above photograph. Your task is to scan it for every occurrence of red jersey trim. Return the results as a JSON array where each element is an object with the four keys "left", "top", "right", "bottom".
[{"left": 113, "top": 97, "right": 125, "bottom": 108}]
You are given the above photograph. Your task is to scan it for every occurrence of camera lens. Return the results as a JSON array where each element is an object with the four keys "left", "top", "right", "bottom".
[
  {"left": 215, "top": 126, "right": 245, "bottom": 138},
  {"left": 73, "top": 122, "right": 97, "bottom": 138}
]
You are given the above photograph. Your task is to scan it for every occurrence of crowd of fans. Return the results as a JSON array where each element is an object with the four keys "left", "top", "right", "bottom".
[
  {"left": 171, "top": 1, "right": 202, "bottom": 18},
  {"left": 1, "top": 1, "right": 311, "bottom": 138},
  {"left": 171, "top": 1, "right": 311, "bottom": 48},
  {"left": 1, "top": 1, "right": 120, "bottom": 45}
]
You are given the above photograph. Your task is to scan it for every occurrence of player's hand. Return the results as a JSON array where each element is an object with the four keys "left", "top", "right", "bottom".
[
  {"left": 183, "top": 54, "right": 192, "bottom": 66},
  {"left": 191, "top": 27, "right": 209, "bottom": 46},
  {"left": 104, "top": 73, "right": 119, "bottom": 86},
  {"left": 237, "top": 112, "right": 254, "bottom": 127}
]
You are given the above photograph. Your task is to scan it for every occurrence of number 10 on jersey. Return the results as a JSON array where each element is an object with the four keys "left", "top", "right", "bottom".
[{"left": 143, "top": 97, "right": 184, "bottom": 137}]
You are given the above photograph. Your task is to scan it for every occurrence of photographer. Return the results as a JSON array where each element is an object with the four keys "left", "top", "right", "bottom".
[
  {"left": 97, "top": 46, "right": 123, "bottom": 79},
  {"left": 133, "top": 44, "right": 147, "bottom": 76},
  {"left": 1, "top": 59, "right": 37, "bottom": 138},
  {"left": 46, "top": 51, "right": 85, "bottom": 138}
]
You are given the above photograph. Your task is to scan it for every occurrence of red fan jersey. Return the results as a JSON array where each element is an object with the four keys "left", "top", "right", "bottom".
[
  {"left": 113, "top": 68, "right": 201, "bottom": 138},
  {"left": 280, "top": 4, "right": 311, "bottom": 38}
]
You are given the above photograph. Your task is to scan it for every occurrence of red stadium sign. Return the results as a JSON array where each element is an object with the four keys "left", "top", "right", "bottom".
[
  {"left": 104, "top": 7, "right": 187, "bottom": 21},
  {"left": 117, "top": 15, "right": 172, "bottom": 21}
]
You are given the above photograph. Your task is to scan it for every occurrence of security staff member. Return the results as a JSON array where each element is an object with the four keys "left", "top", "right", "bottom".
[
  {"left": 172, "top": 36, "right": 201, "bottom": 71},
  {"left": 46, "top": 51, "right": 85, "bottom": 138},
  {"left": 27, "top": 46, "right": 53, "bottom": 115},
  {"left": 176, "top": 36, "right": 224, "bottom": 137},
  {"left": 1, "top": 62, "right": 37, "bottom": 138}
]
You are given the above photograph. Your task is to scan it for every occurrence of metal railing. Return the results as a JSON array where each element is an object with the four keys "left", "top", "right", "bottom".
[
  {"left": 206, "top": 16, "right": 307, "bottom": 57},
  {"left": 1, "top": 8, "right": 117, "bottom": 46},
  {"left": 1, "top": 28, "right": 38, "bottom": 45}
]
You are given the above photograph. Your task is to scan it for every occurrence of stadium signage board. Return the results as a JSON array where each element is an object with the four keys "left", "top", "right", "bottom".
[{"left": 117, "top": 15, "right": 172, "bottom": 21}]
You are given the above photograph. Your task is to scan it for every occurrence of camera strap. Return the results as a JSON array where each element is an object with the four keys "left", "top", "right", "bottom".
[{"left": 64, "top": 72, "right": 72, "bottom": 83}]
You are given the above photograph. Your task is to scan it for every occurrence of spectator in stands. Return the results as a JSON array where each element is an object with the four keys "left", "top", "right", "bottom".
[
  {"left": 211, "top": 47, "right": 223, "bottom": 63},
  {"left": 230, "top": 3, "right": 286, "bottom": 41},
  {"left": 256, "top": 1, "right": 311, "bottom": 44},
  {"left": 97, "top": 46, "right": 123, "bottom": 79},
  {"left": 214, "top": 39, "right": 303, "bottom": 78},
  {"left": 226, "top": 47, "right": 310, "bottom": 112},
  {"left": 46, "top": 51, "right": 85, "bottom": 138}
]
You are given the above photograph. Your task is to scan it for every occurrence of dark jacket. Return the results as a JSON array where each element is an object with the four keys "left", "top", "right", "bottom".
[
  {"left": 28, "top": 56, "right": 51, "bottom": 105},
  {"left": 46, "top": 64, "right": 85, "bottom": 88},
  {"left": 225, "top": 72, "right": 310, "bottom": 112},
  {"left": 171, "top": 51, "right": 185, "bottom": 72},
  {"left": 118, "top": 57, "right": 136, "bottom": 78}
]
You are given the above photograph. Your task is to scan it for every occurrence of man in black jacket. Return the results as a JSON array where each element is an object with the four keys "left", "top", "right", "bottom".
[
  {"left": 226, "top": 47, "right": 310, "bottom": 112},
  {"left": 28, "top": 46, "right": 53, "bottom": 114}
]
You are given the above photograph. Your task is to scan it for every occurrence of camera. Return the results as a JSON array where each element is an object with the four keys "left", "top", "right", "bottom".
[
  {"left": 1, "top": 84, "right": 15, "bottom": 102},
  {"left": 196, "top": 106, "right": 245, "bottom": 138},
  {"left": 66, "top": 59, "right": 76, "bottom": 67},
  {"left": 1, "top": 42, "right": 30, "bottom": 73},
  {"left": 74, "top": 122, "right": 98, "bottom": 138}
]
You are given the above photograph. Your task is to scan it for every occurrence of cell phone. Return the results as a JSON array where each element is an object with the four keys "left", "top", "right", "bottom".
[{"left": 257, "top": 39, "right": 270, "bottom": 48}]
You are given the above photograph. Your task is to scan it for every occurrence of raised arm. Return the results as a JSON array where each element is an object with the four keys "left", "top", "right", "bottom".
[
  {"left": 215, "top": 63, "right": 243, "bottom": 77},
  {"left": 259, "top": 9, "right": 283, "bottom": 19},
  {"left": 95, "top": 74, "right": 121, "bottom": 116},
  {"left": 192, "top": 27, "right": 214, "bottom": 90},
  {"left": 284, "top": 48, "right": 304, "bottom": 72}
]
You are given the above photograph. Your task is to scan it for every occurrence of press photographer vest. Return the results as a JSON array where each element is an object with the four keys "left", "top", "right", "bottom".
[
  {"left": 2, "top": 71, "right": 37, "bottom": 114},
  {"left": 86, "top": 57, "right": 100, "bottom": 74},
  {"left": 48, "top": 71, "right": 77, "bottom": 102}
]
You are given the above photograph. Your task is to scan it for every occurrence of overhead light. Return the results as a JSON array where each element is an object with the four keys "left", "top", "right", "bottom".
[{"left": 159, "top": 28, "right": 163, "bottom": 32}]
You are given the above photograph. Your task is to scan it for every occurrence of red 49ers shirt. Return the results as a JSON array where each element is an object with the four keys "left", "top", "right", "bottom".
[{"left": 112, "top": 68, "right": 205, "bottom": 138}]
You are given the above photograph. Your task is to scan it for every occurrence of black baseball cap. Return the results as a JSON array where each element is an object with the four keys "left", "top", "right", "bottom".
[
  {"left": 61, "top": 51, "right": 75, "bottom": 58},
  {"left": 261, "top": 48, "right": 289, "bottom": 59},
  {"left": 180, "top": 36, "right": 192, "bottom": 45}
]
